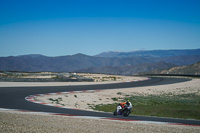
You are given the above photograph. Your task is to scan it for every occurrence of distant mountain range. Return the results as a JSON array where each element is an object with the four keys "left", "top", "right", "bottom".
[
  {"left": 96, "top": 49, "right": 200, "bottom": 58},
  {"left": 0, "top": 49, "right": 200, "bottom": 75},
  {"left": 77, "top": 61, "right": 176, "bottom": 75}
]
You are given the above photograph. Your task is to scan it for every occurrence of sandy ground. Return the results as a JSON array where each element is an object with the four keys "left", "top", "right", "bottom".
[
  {"left": 0, "top": 110, "right": 199, "bottom": 133},
  {"left": 0, "top": 75, "right": 146, "bottom": 87},
  {"left": 36, "top": 78, "right": 200, "bottom": 111}
]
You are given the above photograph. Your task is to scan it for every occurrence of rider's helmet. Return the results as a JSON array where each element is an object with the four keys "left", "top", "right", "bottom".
[{"left": 126, "top": 100, "right": 130, "bottom": 106}]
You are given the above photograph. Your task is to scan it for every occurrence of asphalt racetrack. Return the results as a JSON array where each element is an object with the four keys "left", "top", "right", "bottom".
[{"left": 0, "top": 77, "right": 200, "bottom": 126}]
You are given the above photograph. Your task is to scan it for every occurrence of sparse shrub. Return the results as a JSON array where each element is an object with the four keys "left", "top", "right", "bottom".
[
  {"left": 117, "top": 92, "right": 123, "bottom": 95},
  {"left": 111, "top": 97, "right": 118, "bottom": 101}
]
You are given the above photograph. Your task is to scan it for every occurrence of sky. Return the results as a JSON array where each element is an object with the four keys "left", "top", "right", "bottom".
[{"left": 0, "top": 0, "right": 200, "bottom": 57}]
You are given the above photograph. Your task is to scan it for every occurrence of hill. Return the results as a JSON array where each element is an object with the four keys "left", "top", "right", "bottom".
[
  {"left": 159, "top": 61, "right": 200, "bottom": 75},
  {"left": 96, "top": 49, "right": 200, "bottom": 58},
  {"left": 0, "top": 54, "right": 158, "bottom": 72},
  {"left": 0, "top": 48, "right": 200, "bottom": 75},
  {"left": 77, "top": 61, "right": 175, "bottom": 75}
]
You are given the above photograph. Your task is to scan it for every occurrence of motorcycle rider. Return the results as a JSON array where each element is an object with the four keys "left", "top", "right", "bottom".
[
  {"left": 125, "top": 100, "right": 132, "bottom": 112},
  {"left": 114, "top": 100, "right": 132, "bottom": 116}
]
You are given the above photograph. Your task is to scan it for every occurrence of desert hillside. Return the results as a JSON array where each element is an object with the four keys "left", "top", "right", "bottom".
[{"left": 160, "top": 61, "right": 200, "bottom": 75}]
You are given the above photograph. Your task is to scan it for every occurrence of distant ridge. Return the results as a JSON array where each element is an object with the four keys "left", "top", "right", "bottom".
[
  {"left": 160, "top": 61, "right": 200, "bottom": 75},
  {"left": 96, "top": 49, "right": 200, "bottom": 58},
  {"left": 17, "top": 54, "right": 47, "bottom": 58},
  {"left": 1, "top": 48, "right": 200, "bottom": 75},
  {"left": 77, "top": 61, "right": 176, "bottom": 75}
]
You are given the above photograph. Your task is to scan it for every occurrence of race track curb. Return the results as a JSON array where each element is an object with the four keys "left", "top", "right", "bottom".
[
  {"left": 25, "top": 78, "right": 151, "bottom": 110},
  {"left": 25, "top": 90, "right": 101, "bottom": 110}
]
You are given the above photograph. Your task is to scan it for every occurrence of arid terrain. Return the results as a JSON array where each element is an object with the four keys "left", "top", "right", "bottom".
[
  {"left": 0, "top": 74, "right": 200, "bottom": 132},
  {"left": 36, "top": 76, "right": 200, "bottom": 111},
  {"left": 0, "top": 110, "right": 199, "bottom": 133}
]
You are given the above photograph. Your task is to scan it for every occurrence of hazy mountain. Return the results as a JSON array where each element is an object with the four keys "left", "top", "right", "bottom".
[
  {"left": 17, "top": 54, "right": 46, "bottom": 58},
  {"left": 77, "top": 61, "right": 176, "bottom": 75},
  {"left": 162, "top": 55, "right": 200, "bottom": 66},
  {"left": 96, "top": 49, "right": 200, "bottom": 58},
  {"left": 0, "top": 48, "right": 200, "bottom": 75},
  {"left": 0, "top": 53, "right": 157, "bottom": 72}
]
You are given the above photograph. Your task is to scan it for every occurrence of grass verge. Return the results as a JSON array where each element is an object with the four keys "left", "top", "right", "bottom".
[{"left": 92, "top": 93, "right": 200, "bottom": 120}]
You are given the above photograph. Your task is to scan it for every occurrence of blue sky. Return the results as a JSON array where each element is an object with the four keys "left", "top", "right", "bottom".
[{"left": 0, "top": 0, "right": 200, "bottom": 57}]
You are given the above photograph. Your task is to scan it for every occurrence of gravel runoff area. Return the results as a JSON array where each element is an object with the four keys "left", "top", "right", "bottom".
[
  {"left": 1, "top": 75, "right": 200, "bottom": 132},
  {"left": 0, "top": 110, "right": 199, "bottom": 133}
]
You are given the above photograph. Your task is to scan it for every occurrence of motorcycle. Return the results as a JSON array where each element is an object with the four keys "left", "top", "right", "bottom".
[{"left": 113, "top": 105, "right": 131, "bottom": 117}]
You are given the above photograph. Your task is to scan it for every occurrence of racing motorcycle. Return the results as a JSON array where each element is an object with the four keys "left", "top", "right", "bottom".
[{"left": 113, "top": 104, "right": 131, "bottom": 117}]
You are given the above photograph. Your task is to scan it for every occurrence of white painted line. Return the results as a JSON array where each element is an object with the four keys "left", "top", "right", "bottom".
[{"left": 74, "top": 116, "right": 107, "bottom": 119}]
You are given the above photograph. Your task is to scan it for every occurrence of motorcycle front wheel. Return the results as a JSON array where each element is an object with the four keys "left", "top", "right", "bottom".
[
  {"left": 113, "top": 110, "right": 117, "bottom": 116},
  {"left": 123, "top": 110, "right": 130, "bottom": 117}
]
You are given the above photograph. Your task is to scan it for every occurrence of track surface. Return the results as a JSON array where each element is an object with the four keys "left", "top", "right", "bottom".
[{"left": 0, "top": 77, "right": 200, "bottom": 126}]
